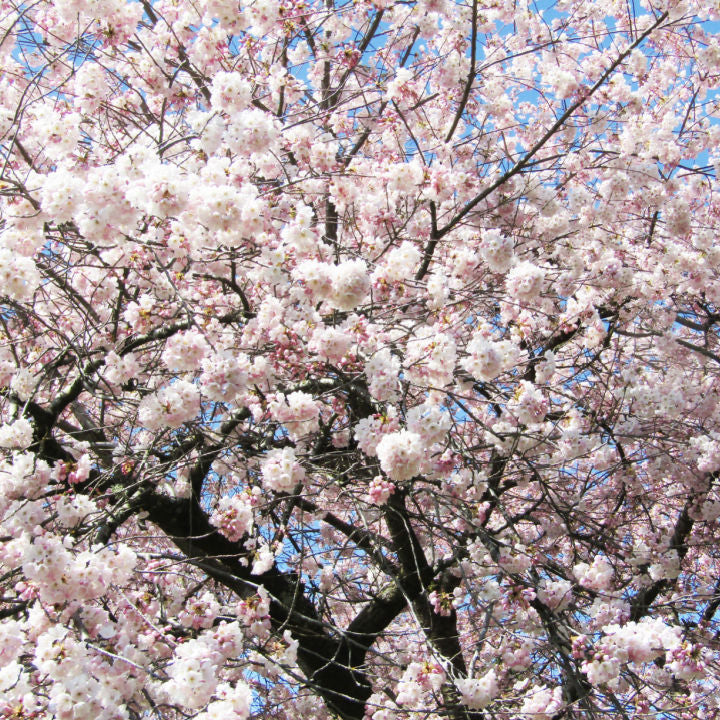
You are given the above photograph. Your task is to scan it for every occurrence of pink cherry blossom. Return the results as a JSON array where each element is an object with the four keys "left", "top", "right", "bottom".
[
  {"left": 376, "top": 430, "right": 425, "bottom": 482},
  {"left": 1, "top": 1, "right": 720, "bottom": 719}
]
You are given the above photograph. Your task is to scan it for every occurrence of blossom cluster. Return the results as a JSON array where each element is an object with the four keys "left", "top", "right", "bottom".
[
  {"left": 260, "top": 447, "right": 305, "bottom": 493},
  {"left": 455, "top": 669, "right": 499, "bottom": 710},
  {"left": 376, "top": 430, "right": 425, "bottom": 482},
  {"left": 138, "top": 380, "right": 201, "bottom": 430},
  {"left": 210, "top": 492, "right": 254, "bottom": 542},
  {"left": 582, "top": 619, "right": 682, "bottom": 686},
  {"left": 294, "top": 259, "right": 370, "bottom": 311}
]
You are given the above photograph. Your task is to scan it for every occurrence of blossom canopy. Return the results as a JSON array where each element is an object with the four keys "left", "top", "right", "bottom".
[{"left": 1, "top": 0, "right": 720, "bottom": 719}]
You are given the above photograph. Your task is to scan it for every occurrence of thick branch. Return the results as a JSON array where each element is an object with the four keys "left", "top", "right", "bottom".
[
  {"left": 384, "top": 492, "right": 467, "bottom": 677},
  {"left": 142, "top": 491, "right": 373, "bottom": 720}
]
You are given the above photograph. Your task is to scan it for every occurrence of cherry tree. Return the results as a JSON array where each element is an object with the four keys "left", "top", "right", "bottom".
[{"left": 2, "top": 0, "right": 720, "bottom": 717}]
